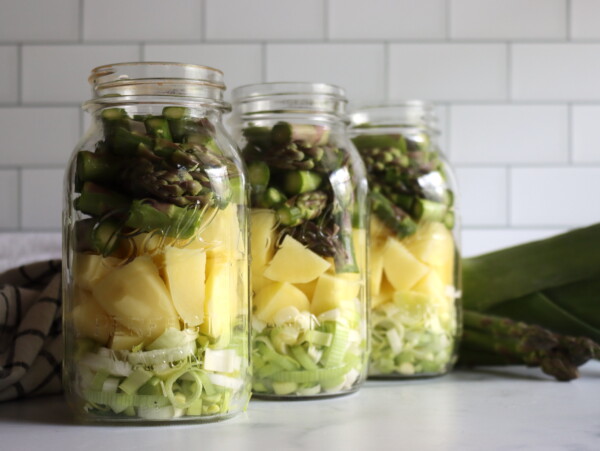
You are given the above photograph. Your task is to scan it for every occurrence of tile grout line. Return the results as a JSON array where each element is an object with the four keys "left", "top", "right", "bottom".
[
  {"left": 505, "top": 165, "right": 511, "bottom": 227},
  {"left": 17, "top": 167, "right": 22, "bottom": 231},
  {"left": 79, "top": 0, "right": 84, "bottom": 42},
  {"left": 323, "top": 0, "right": 329, "bottom": 41},
  {"left": 383, "top": 42, "right": 389, "bottom": 101},
  {"left": 261, "top": 43, "right": 267, "bottom": 82},
  {"left": 567, "top": 103, "right": 574, "bottom": 164},
  {"left": 17, "top": 44, "right": 22, "bottom": 105},
  {"left": 445, "top": 0, "right": 452, "bottom": 40},
  {"left": 566, "top": 0, "right": 572, "bottom": 41},
  {"left": 201, "top": 0, "right": 207, "bottom": 42},
  {"left": 506, "top": 42, "right": 512, "bottom": 101}
]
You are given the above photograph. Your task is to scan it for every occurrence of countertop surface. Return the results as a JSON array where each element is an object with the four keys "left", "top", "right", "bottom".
[{"left": 1, "top": 363, "right": 599, "bottom": 451}]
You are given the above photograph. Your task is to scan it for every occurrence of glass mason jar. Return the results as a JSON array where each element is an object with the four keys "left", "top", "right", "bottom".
[
  {"left": 229, "top": 83, "right": 369, "bottom": 398},
  {"left": 350, "top": 103, "right": 461, "bottom": 379},
  {"left": 62, "top": 62, "right": 251, "bottom": 423}
]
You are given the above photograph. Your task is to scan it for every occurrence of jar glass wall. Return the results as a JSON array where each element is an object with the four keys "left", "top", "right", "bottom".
[
  {"left": 62, "top": 62, "right": 251, "bottom": 423},
  {"left": 350, "top": 103, "right": 461, "bottom": 379},
  {"left": 230, "top": 83, "right": 369, "bottom": 398}
]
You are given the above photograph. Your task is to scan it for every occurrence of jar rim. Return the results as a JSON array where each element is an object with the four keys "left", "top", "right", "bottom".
[
  {"left": 231, "top": 82, "right": 348, "bottom": 119},
  {"left": 231, "top": 81, "right": 346, "bottom": 101},
  {"left": 86, "top": 62, "right": 228, "bottom": 107},
  {"left": 350, "top": 102, "right": 437, "bottom": 130}
]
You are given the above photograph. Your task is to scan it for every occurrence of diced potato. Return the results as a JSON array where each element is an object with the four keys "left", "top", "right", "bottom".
[
  {"left": 412, "top": 270, "right": 446, "bottom": 299},
  {"left": 311, "top": 273, "right": 361, "bottom": 316},
  {"left": 371, "top": 216, "right": 391, "bottom": 240},
  {"left": 250, "top": 209, "right": 277, "bottom": 270},
  {"left": 294, "top": 280, "right": 318, "bottom": 299},
  {"left": 253, "top": 282, "right": 310, "bottom": 324},
  {"left": 200, "top": 258, "right": 232, "bottom": 341},
  {"left": 71, "top": 288, "right": 113, "bottom": 345},
  {"left": 412, "top": 270, "right": 453, "bottom": 317},
  {"left": 164, "top": 246, "right": 206, "bottom": 327},
  {"left": 369, "top": 239, "right": 386, "bottom": 296},
  {"left": 250, "top": 209, "right": 277, "bottom": 293},
  {"left": 404, "top": 221, "right": 455, "bottom": 267},
  {"left": 263, "top": 235, "right": 331, "bottom": 284},
  {"left": 109, "top": 323, "right": 145, "bottom": 351},
  {"left": 73, "top": 253, "right": 121, "bottom": 291},
  {"left": 433, "top": 255, "right": 456, "bottom": 287},
  {"left": 382, "top": 237, "right": 429, "bottom": 291},
  {"left": 371, "top": 275, "right": 395, "bottom": 309},
  {"left": 92, "top": 256, "right": 179, "bottom": 341},
  {"left": 352, "top": 228, "right": 367, "bottom": 273},
  {"left": 194, "top": 204, "right": 239, "bottom": 260}
]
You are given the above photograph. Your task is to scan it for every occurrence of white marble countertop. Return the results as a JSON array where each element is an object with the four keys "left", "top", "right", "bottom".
[{"left": 1, "top": 362, "right": 599, "bottom": 451}]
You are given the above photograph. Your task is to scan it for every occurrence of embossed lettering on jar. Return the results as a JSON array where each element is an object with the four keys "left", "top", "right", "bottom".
[
  {"left": 350, "top": 103, "right": 461, "bottom": 379},
  {"left": 230, "top": 83, "right": 369, "bottom": 398},
  {"left": 62, "top": 62, "right": 251, "bottom": 423}
]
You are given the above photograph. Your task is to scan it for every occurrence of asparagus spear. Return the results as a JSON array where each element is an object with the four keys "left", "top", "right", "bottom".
[
  {"left": 276, "top": 190, "right": 328, "bottom": 227},
  {"left": 282, "top": 170, "right": 322, "bottom": 195},
  {"left": 76, "top": 151, "right": 120, "bottom": 185},
  {"left": 125, "top": 199, "right": 202, "bottom": 239},
  {"left": 370, "top": 191, "right": 417, "bottom": 238},
  {"left": 460, "top": 310, "right": 600, "bottom": 381},
  {"left": 74, "top": 182, "right": 131, "bottom": 218}
]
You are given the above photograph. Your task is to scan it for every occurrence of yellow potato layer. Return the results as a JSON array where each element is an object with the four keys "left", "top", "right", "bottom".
[
  {"left": 404, "top": 221, "right": 454, "bottom": 268},
  {"left": 164, "top": 246, "right": 206, "bottom": 327},
  {"left": 71, "top": 287, "right": 113, "bottom": 345},
  {"left": 263, "top": 235, "right": 331, "bottom": 284},
  {"left": 92, "top": 256, "right": 179, "bottom": 341},
  {"left": 382, "top": 237, "right": 429, "bottom": 291},
  {"left": 200, "top": 258, "right": 233, "bottom": 341},
  {"left": 253, "top": 282, "right": 310, "bottom": 324},
  {"left": 73, "top": 253, "right": 121, "bottom": 291},
  {"left": 310, "top": 273, "right": 361, "bottom": 316}
]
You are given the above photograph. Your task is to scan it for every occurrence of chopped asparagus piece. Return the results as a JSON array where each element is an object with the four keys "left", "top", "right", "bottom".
[
  {"left": 412, "top": 198, "right": 447, "bottom": 222},
  {"left": 276, "top": 191, "right": 327, "bottom": 227},
  {"left": 370, "top": 191, "right": 417, "bottom": 238},
  {"left": 109, "top": 127, "right": 153, "bottom": 156},
  {"left": 283, "top": 170, "right": 323, "bottom": 196},
  {"left": 125, "top": 199, "right": 201, "bottom": 239},
  {"left": 270, "top": 121, "right": 293, "bottom": 147},
  {"left": 257, "top": 187, "right": 287, "bottom": 209},
  {"left": 144, "top": 117, "right": 172, "bottom": 141},
  {"left": 75, "top": 218, "right": 120, "bottom": 255},
  {"left": 243, "top": 126, "right": 271, "bottom": 149},
  {"left": 247, "top": 161, "right": 270, "bottom": 193},
  {"left": 352, "top": 134, "right": 407, "bottom": 152},
  {"left": 76, "top": 151, "right": 119, "bottom": 185},
  {"left": 74, "top": 182, "right": 131, "bottom": 218}
]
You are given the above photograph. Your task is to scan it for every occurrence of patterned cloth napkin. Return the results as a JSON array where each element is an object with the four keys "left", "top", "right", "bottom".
[{"left": 0, "top": 260, "right": 63, "bottom": 401}]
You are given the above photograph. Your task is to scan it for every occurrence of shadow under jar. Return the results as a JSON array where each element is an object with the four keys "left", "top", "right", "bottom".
[
  {"left": 230, "top": 82, "right": 369, "bottom": 399},
  {"left": 350, "top": 103, "right": 461, "bottom": 379},
  {"left": 62, "top": 62, "right": 251, "bottom": 424}
]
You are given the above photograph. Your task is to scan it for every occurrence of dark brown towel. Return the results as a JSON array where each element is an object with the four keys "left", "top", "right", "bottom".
[{"left": 0, "top": 260, "right": 62, "bottom": 401}]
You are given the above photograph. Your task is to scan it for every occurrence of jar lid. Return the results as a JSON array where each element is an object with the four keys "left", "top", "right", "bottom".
[
  {"left": 350, "top": 102, "right": 437, "bottom": 131},
  {"left": 231, "top": 82, "right": 348, "bottom": 118},
  {"left": 86, "top": 62, "right": 227, "bottom": 107}
]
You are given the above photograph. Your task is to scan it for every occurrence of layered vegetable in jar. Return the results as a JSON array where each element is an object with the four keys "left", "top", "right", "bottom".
[
  {"left": 350, "top": 103, "right": 461, "bottom": 378},
  {"left": 62, "top": 63, "right": 251, "bottom": 423},
  {"left": 231, "top": 83, "right": 369, "bottom": 398}
]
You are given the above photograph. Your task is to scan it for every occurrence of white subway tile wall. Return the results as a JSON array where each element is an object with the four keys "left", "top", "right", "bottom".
[
  {"left": 388, "top": 44, "right": 508, "bottom": 101},
  {"left": 0, "top": 46, "right": 18, "bottom": 103},
  {"left": 449, "top": 0, "right": 567, "bottom": 40},
  {"left": 449, "top": 105, "right": 568, "bottom": 164},
  {"left": 83, "top": 0, "right": 203, "bottom": 42},
  {"left": 0, "top": 0, "right": 598, "bottom": 256}
]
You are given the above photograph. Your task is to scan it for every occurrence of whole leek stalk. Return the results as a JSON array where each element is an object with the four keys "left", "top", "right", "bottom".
[{"left": 460, "top": 223, "right": 600, "bottom": 380}]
